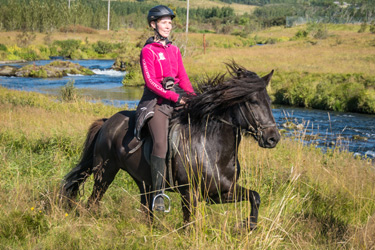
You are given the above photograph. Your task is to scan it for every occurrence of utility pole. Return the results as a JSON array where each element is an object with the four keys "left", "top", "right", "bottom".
[
  {"left": 68, "top": 0, "right": 75, "bottom": 9},
  {"left": 183, "top": 0, "right": 189, "bottom": 56},
  {"left": 186, "top": 0, "right": 189, "bottom": 34},
  {"left": 102, "top": 0, "right": 116, "bottom": 31},
  {"left": 107, "top": 0, "right": 110, "bottom": 31}
]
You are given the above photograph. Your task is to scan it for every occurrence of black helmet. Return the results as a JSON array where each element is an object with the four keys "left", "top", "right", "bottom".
[{"left": 147, "top": 5, "right": 175, "bottom": 26}]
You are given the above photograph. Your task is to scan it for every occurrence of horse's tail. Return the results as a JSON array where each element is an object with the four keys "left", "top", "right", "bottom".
[{"left": 60, "top": 118, "right": 107, "bottom": 205}]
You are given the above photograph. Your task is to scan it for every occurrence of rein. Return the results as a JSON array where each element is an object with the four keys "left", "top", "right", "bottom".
[{"left": 220, "top": 102, "right": 277, "bottom": 140}]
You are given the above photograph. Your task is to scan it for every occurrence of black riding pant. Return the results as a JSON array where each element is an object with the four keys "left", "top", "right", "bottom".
[{"left": 148, "top": 105, "right": 169, "bottom": 158}]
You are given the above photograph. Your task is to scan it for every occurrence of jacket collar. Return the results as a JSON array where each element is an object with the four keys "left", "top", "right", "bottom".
[{"left": 144, "top": 36, "right": 172, "bottom": 47}]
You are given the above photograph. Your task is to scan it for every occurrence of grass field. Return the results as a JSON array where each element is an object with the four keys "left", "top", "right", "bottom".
[
  {"left": 1, "top": 18, "right": 375, "bottom": 248},
  {"left": 0, "top": 87, "right": 374, "bottom": 249}
]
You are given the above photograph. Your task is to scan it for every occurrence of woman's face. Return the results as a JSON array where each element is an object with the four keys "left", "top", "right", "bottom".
[{"left": 151, "top": 16, "right": 172, "bottom": 38}]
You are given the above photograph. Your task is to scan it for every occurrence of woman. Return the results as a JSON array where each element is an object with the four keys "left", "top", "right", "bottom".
[{"left": 134, "top": 5, "right": 195, "bottom": 212}]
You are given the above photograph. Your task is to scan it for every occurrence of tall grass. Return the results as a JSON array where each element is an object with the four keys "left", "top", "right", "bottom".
[{"left": 0, "top": 88, "right": 374, "bottom": 249}]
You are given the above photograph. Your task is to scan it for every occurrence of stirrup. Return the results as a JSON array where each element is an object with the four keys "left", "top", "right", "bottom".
[{"left": 152, "top": 193, "right": 171, "bottom": 213}]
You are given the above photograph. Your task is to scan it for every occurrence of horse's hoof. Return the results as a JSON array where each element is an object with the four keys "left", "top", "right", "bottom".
[
  {"left": 235, "top": 219, "right": 258, "bottom": 232},
  {"left": 249, "top": 222, "right": 258, "bottom": 231}
]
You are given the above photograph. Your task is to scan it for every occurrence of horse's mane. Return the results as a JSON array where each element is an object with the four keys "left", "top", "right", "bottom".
[{"left": 174, "top": 61, "right": 267, "bottom": 132}]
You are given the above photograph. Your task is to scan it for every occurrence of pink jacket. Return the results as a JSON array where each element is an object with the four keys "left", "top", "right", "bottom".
[{"left": 140, "top": 39, "right": 195, "bottom": 103}]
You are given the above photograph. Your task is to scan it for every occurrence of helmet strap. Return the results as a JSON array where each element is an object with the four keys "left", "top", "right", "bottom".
[{"left": 154, "top": 23, "right": 167, "bottom": 41}]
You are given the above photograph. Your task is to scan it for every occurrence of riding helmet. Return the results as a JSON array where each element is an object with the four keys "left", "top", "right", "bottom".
[{"left": 147, "top": 5, "right": 175, "bottom": 26}]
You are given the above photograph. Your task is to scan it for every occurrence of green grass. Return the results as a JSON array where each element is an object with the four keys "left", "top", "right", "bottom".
[{"left": 0, "top": 88, "right": 374, "bottom": 249}]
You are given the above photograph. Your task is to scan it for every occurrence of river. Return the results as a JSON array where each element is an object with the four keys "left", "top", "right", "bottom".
[{"left": 1, "top": 59, "right": 374, "bottom": 159}]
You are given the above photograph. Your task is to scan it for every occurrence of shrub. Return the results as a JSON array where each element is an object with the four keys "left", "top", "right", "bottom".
[
  {"left": 29, "top": 69, "right": 48, "bottom": 78},
  {"left": 294, "top": 30, "right": 309, "bottom": 39},
  {"left": 16, "top": 31, "right": 36, "bottom": 47},
  {"left": 122, "top": 70, "right": 143, "bottom": 86},
  {"left": 0, "top": 43, "right": 7, "bottom": 51},
  {"left": 370, "top": 21, "right": 375, "bottom": 34},
  {"left": 19, "top": 49, "right": 38, "bottom": 61},
  {"left": 52, "top": 39, "right": 82, "bottom": 58},
  {"left": 93, "top": 41, "right": 114, "bottom": 54},
  {"left": 271, "top": 72, "right": 375, "bottom": 113},
  {"left": 313, "top": 28, "right": 329, "bottom": 39},
  {"left": 60, "top": 80, "right": 79, "bottom": 102},
  {"left": 358, "top": 22, "right": 367, "bottom": 33}
]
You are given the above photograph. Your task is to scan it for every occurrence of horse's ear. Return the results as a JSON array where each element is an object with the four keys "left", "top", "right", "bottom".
[{"left": 262, "top": 70, "right": 274, "bottom": 85}]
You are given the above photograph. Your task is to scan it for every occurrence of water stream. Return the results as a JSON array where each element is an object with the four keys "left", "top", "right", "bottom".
[{"left": 1, "top": 59, "right": 374, "bottom": 159}]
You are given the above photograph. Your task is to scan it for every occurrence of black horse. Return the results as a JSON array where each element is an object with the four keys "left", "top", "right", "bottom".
[{"left": 61, "top": 62, "right": 280, "bottom": 230}]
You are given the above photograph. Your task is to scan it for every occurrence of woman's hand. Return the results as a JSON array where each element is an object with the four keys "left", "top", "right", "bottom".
[{"left": 179, "top": 97, "right": 187, "bottom": 105}]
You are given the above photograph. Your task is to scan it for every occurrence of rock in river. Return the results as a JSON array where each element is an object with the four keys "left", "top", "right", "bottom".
[
  {"left": 0, "top": 60, "right": 94, "bottom": 78},
  {"left": 0, "top": 65, "right": 18, "bottom": 76}
]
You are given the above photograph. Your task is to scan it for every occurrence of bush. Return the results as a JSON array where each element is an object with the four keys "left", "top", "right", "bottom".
[
  {"left": 358, "top": 22, "right": 367, "bottom": 33},
  {"left": 271, "top": 72, "right": 375, "bottom": 113},
  {"left": 52, "top": 39, "right": 82, "bottom": 58},
  {"left": 294, "top": 30, "right": 309, "bottom": 39},
  {"left": 313, "top": 28, "right": 329, "bottom": 39},
  {"left": 93, "top": 41, "right": 114, "bottom": 54},
  {"left": 16, "top": 31, "right": 36, "bottom": 47},
  {"left": 370, "top": 21, "right": 375, "bottom": 34},
  {"left": 29, "top": 69, "right": 48, "bottom": 78},
  {"left": 19, "top": 49, "right": 38, "bottom": 61},
  {"left": 0, "top": 43, "right": 7, "bottom": 51},
  {"left": 60, "top": 80, "right": 79, "bottom": 102}
]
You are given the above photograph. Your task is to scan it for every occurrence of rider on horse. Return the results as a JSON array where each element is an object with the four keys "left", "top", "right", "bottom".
[{"left": 133, "top": 5, "right": 195, "bottom": 212}]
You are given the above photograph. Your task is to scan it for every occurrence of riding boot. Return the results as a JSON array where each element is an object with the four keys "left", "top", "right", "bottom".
[{"left": 150, "top": 155, "right": 166, "bottom": 212}]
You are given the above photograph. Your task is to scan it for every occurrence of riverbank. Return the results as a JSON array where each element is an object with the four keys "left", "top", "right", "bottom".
[
  {"left": 0, "top": 87, "right": 374, "bottom": 249},
  {"left": 1, "top": 24, "right": 375, "bottom": 114}
]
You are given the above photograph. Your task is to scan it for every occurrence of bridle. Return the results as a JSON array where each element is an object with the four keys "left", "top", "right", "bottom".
[{"left": 220, "top": 102, "right": 277, "bottom": 140}]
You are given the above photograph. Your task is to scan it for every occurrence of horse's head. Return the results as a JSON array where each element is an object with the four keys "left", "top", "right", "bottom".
[
  {"left": 179, "top": 61, "right": 280, "bottom": 149},
  {"left": 232, "top": 67, "right": 280, "bottom": 148}
]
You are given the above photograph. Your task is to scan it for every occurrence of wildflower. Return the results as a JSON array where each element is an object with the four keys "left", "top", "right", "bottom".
[
  {"left": 31, "top": 207, "right": 34, "bottom": 211},
  {"left": 65, "top": 213, "right": 68, "bottom": 217}
]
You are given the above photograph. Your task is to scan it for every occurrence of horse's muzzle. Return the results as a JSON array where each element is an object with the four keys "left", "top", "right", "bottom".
[{"left": 259, "top": 127, "right": 280, "bottom": 148}]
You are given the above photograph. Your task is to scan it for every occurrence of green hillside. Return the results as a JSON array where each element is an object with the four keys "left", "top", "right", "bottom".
[
  {"left": 0, "top": 0, "right": 373, "bottom": 33},
  {"left": 118, "top": 0, "right": 257, "bottom": 15}
]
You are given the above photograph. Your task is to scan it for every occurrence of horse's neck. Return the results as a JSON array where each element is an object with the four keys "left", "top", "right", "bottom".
[{"left": 206, "top": 115, "right": 241, "bottom": 155}]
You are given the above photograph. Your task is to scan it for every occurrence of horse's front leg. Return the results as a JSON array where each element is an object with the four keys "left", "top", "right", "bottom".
[
  {"left": 180, "top": 186, "right": 198, "bottom": 225},
  {"left": 211, "top": 184, "right": 261, "bottom": 230},
  {"left": 237, "top": 185, "right": 261, "bottom": 230}
]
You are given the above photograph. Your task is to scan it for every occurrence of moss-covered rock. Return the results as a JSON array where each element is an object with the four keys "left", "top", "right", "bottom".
[
  {"left": 112, "top": 56, "right": 127, "bottom": 71},
  {"left": 11, "top": 60, "right": 94, "bottom": 78},
  {"left": 0, "top": 65, "right": 18, "bottom": 76}
]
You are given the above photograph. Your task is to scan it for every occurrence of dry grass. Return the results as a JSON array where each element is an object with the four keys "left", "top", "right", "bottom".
[
  {"left": 0, "top": 88, "right": 374, "bottom": 249},
  {"left": 0, "top": 29, "right": 142, "bottom": 47},
  {"left": 0, "top": 104, "right": 95, "bottom": 139},
  {"left": 2, "top": 24, "right": 374, "bottom": 77},
  {"left": 183, "top": 25, "right": 375, "bottom": 76}
]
